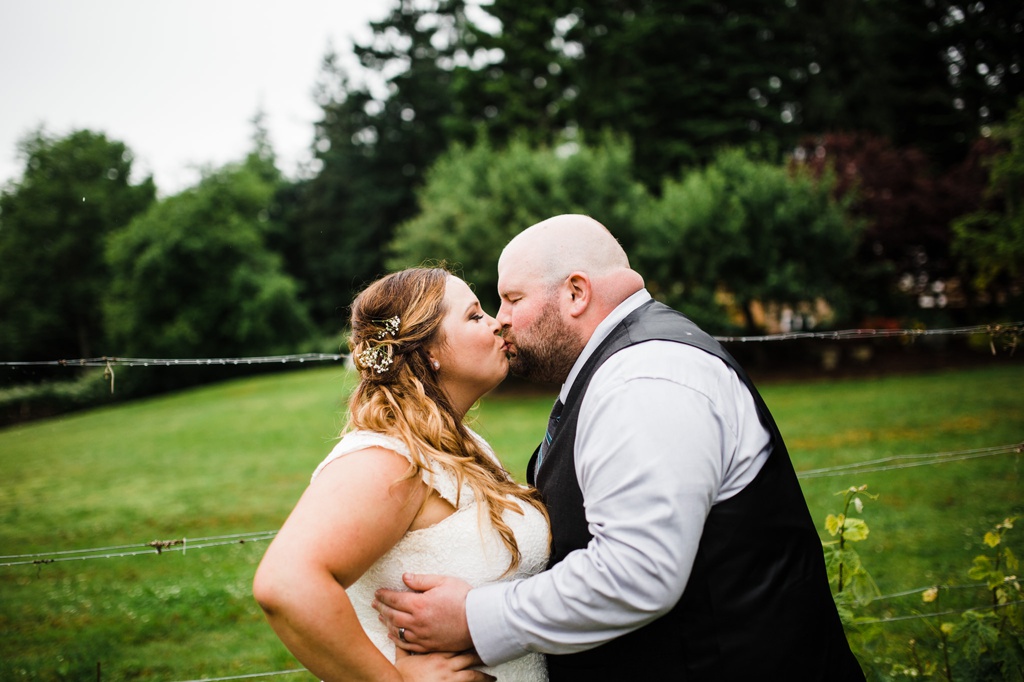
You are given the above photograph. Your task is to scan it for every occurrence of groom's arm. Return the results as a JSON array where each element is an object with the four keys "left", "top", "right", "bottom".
[
  {"left": 376, "top": 344, "right": 766, "bottom": 666},
  {"left": 372, "top": 373, "right": 718, "bottom": 663},
  {"left": 464, "top": 369, "right": 724, "bottom": 664}
]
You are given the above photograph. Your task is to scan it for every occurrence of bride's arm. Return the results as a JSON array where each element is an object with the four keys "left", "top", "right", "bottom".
[{"left": 254, "top": 447, "right": 484, "bottom": 682}]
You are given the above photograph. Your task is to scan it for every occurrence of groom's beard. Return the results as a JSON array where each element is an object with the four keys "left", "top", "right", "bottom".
[{"left": 505, "top": 302, "right": 584, "bottom": 385}]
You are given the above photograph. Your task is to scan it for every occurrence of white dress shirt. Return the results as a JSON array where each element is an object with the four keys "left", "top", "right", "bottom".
[{"left": 466, "top": 290, "right": 773, "bottom": 664}]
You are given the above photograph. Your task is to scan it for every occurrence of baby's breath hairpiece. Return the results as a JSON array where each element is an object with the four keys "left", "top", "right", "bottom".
[
  {"left": 376, "top": 315, "right": 400, "bottom": 339},
  {"left": 357, "top": 315, "right": 401, "bottom": 375},
  {"left": 358, "top": 345, "right": 393, "bottom": 374}
]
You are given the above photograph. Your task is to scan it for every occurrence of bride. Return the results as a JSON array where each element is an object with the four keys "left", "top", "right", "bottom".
[{"left": 253, "top": 267, "right": 550, "bottom": 682}]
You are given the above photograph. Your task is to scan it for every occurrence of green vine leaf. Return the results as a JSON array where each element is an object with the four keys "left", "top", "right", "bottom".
[
  {"left": 843, "top": 517, "right": 870, "bottom": 542},
  {"left": 1005, "top": 546, "right": 1018, "bottom": 573},
  {"left": 850, "top": 571, "right": 881, "bottom": 606},
  {"left": 968, "top": 555, "right": 994, "bottom": 581}
]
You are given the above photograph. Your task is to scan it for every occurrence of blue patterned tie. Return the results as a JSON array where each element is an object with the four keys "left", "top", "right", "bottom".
[{"left": 536, "top": 399, "right": 564, "bottom": 471}]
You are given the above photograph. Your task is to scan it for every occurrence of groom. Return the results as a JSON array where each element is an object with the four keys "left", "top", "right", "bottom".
[{"left": 375, "top": 214, "right": 864, "bottom": 680}]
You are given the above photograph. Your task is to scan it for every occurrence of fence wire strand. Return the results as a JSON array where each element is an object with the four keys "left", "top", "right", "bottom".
[
  {"left": 2, "top": 441, "right": 1020, "bottom": 568},
  {"left": 171, "top": 670, "right": 308, "bottom": 682},
  {"left": 0, "top": 352, "right": 345, "bottom": 368},
  {"left": 713, "top": 321, "right": 1022, "bottom": 343},
  {"left": 1, "top": 322, "right": 1020, "bottom": 369},
  {"left": 796, "top": 442, "right": 1023, "bottom": 478},
  {"left": 160, "top": 593, "right": 1024, "bottom": 681},
  {"left": 875, "top": 583, "right": 989, "bottom": 602},
  {"left": 856, "top": 598, "right": 1024, "bottom": 625},
  {"left": 0, "top": 531, "right": 278, "bottom": 567}
]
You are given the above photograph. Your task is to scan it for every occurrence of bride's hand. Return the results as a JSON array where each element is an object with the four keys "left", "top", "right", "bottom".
[{"left": 394, "top": 648, "right": 495, "bottom": 682}]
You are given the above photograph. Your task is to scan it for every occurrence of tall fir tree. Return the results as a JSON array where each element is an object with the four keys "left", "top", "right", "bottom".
[{"left": 283, "top": 0, "right": 470, "bottom": 330}]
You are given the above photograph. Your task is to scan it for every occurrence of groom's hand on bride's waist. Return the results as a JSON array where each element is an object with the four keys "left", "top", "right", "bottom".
[{"left": 373, "top": 573, "right": 474, "bottom": 653}]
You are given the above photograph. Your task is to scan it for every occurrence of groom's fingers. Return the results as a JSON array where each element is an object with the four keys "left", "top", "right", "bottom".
[
  {"left": 372, "top": 588, "right": 420, "bottom": 636},
  {"left": 388, "top": 628, "right": 428, "bottom": 653},
  {"left": 371, "top": 572, "right": 446, "bottom": 618},
  {"left": 374, "top": 575, "right": 475, "bottom": 652},
  {"left": 373, "top": 574, "right": 444, "bottom": 625},
  {"left": 373, "top": 595, "right": 427, "bottom": 652},
  {"left": 373, "top": 588, "right": 414, "bottom": 618},
  {"left": 401, "top": 572, "right": 447, "bottom": 592}
]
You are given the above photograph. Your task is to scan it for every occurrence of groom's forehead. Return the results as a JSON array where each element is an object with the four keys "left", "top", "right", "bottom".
[{"left": 497, "top": 264, "right": 538, "bottom": 293}]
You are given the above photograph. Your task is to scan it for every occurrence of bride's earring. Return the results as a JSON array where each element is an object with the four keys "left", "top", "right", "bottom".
[{"left": 432, "top": 360, "right": 440, "bottom": 370}]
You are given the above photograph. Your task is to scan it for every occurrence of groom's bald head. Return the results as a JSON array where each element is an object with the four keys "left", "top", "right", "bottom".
[{"left": 499, "top": 214, "right": 629, "bottom": 284}]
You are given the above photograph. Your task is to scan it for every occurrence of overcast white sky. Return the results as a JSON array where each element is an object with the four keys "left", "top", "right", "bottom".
[{"left": 0, "top": 0, "right": 395, "bottom": 195}]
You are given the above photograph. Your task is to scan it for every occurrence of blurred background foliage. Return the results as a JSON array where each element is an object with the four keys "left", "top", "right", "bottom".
[{"left": 1, "top": 0, "right": 1022, "bottom": 408}]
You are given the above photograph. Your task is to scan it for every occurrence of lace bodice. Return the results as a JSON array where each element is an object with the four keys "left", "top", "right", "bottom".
[{"left": 312, "top": 430, "right": 550, "bottom": 681}]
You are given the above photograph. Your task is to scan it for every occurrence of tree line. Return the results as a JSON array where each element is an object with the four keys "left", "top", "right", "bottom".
[{"left": 1, "top": 0, "right": 1022, "bottom": 399}]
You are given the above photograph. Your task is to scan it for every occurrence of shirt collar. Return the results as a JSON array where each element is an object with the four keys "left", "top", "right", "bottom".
[{"left": 559, "top": 288, "right": 652, "bottom": 402}]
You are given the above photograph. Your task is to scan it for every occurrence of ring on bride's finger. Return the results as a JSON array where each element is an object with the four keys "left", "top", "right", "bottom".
[{"left": 398, "top": 627, "right": 408, "bottom": 643}]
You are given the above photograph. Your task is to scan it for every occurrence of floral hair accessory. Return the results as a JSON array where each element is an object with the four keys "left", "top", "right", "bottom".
[
  {"left": 358, "top": 344, "right": 393, "bottom": 374},
  {"left": 376, "top": 315, "right": 400, "bottom": 339},
  {"left": 357, "top": 315, "right": 401, "bottom": 375}
]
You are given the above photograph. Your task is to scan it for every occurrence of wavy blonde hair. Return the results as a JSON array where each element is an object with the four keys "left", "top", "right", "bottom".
[{"left": 344, "top": 267, "right": 546, "bottom": 575}]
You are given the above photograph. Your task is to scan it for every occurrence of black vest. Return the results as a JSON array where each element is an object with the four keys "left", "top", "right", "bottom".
[{"left": 527, "top": 301, "right": 863, "bottom": 681}]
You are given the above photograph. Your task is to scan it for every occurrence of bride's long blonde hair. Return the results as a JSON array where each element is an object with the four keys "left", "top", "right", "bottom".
[{"left": 344, "top": 267, "right": 546, "bottom": 575}]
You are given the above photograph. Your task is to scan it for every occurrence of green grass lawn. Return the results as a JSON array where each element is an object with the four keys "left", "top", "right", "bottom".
[{"left": 1, "top": 361, "right": 1021, "bottom": 680}]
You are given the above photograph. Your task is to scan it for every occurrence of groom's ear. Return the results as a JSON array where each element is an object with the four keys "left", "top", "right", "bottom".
[{"left": 565, "top": 272, "right": 590, "bottom": 317}]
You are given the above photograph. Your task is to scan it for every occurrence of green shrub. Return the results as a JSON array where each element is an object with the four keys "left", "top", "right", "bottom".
[{"left": 0, "top": 370, "right": 117, "bottom": 426}]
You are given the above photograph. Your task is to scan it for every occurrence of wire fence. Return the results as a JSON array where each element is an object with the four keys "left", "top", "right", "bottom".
[
  {"left": 0, "top": 531, "right": 278, "bottom": 567},
  {"left": 172, "top": 670, "right": 308, "bottom": 682},
  {"left": 3, "top": 441, "right": 1018, "bottom": 569},
  {"left": 4, "top": 533, "right": 1015, "bottom": 602},
  {"left": 2, "top": 322, "right": 1021, "bottom": 680},
  {"left": 0, "top": 352, "right": 347, "bottom": 368},
  {"left": 795, "top": 442, "right": 1023, "bottom": 478},
  {"left": 0, "top": 322, "right": 1021, "bottom": 370},
  {"left": 857, "top": 598, "right": 1024, "bottom": 625},
  {"left": 713, "top": 321, "right": 1022, "bottom": 345}
]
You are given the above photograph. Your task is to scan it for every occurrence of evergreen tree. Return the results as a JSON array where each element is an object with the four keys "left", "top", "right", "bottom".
[
  {"left": 446, "top": 0, "right": 1023, "bottom": 181},
  {"left": 953, "top": 98, "right": 1024, "bottom": 314},
  {"left": 938, "top": 1, "right": 1024, "bottom": 160},
  {"left": 286, "top": 0, "right": 470, "bottom": 330},
  {"left": 444, "top": 4, "right": 571, "bottom": 146},
  {"left": 450, "top": 0, "right": 820, "bottom": 185},
  {"left": 799, "top": 0, "right": 1023, "bottom": 167},
  {"left": 0, "top": 129, "right": 155, "bottom": 361}
]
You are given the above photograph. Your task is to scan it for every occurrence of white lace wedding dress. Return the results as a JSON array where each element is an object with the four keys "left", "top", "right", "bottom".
[{"left": 312, "top": 430, "right": 550, "bottom": 681}]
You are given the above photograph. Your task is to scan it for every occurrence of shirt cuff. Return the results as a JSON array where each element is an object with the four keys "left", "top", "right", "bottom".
[{"left": 466, "top": 581, "right": 524, "bottom": 665}]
